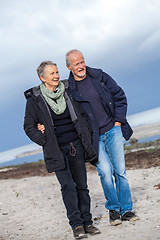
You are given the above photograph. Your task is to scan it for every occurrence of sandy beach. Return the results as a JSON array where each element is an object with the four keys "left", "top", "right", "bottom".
[
  {"left": 0, "top": 166, "right": 160, "bottom": 240},
  {"left": 132, "top": 123, "right": 160, "bottom": 140}
]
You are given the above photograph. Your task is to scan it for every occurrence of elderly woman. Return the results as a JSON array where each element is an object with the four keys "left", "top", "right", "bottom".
[{"left": 23, "top": 61, "right": 100, "bottom": 239}]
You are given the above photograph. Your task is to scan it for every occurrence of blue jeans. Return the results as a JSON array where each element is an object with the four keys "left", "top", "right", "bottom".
[
  {"left": 56, "top": 139, "right": 92, "bottom": 229},
  {"left": 96, "top": 126, "right": 132, "bottom": 215}
]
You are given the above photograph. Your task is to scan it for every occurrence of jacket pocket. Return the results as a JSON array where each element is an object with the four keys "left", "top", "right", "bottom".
[{"left": 42, "top": 142, "right": 53, "bottom": 159}]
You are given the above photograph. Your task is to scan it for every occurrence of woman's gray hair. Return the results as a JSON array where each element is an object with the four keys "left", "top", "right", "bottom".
[
  {"left": 37, "top": 61, "right": 57, "bottom": 79},
  {"left": 65, "top": 49, "right": 84, "bottom": 66}
]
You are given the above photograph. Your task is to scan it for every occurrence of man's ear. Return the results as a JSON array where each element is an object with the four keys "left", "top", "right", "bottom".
[{"left": 66, "top": 65, "right": 71, "bottom": 71}]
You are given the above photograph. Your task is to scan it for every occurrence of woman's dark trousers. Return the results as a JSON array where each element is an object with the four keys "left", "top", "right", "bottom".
[{"left": 55, "top": 139, "right": 92, "bottom": 229}]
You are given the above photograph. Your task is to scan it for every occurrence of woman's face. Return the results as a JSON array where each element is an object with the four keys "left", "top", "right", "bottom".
[{"left": 40, "top": 65, "right": 60, "bottom": 91}]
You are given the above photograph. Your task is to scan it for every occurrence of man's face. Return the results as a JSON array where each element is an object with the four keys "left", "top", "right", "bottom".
[
  {"left": 67, "top": 52, "right": 86, "bottom": 81},
  {"left": 40, "top": 65, "right": 60, "bottom": 91}
]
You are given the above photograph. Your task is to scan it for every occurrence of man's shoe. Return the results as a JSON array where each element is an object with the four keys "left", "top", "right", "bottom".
[
  {"left": 73, "top": 226, "right": 87, "bottom": 239},
  {"left": 85, "top": 225, "right": 101, "bottom": 235},
  {"left": 109, "top": 210, "right": 122, "bottom": 226},
  {"left": 121, "top": 211, "right": 139, "bottom": 222}
]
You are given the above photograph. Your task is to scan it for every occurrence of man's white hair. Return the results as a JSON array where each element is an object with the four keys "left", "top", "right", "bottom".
[{"left": 65, "top": 49, "right": 84, "bottom": 66}]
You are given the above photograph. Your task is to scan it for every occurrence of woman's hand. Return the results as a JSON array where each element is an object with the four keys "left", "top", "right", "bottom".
[{"left": 37, "top": 123, "right": 45, "bottom": 134}]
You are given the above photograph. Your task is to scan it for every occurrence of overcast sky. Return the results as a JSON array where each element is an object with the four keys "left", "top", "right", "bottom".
[{"left": 0, "top": 0, "right": 160, "bottom": 151}]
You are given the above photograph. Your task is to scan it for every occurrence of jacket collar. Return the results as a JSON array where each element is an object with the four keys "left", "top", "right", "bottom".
[
  {"left": 24, "top": 80, "right": 69, "bottom": 100},
  {"left": 32, "top": 85, "right": 41, "bottom": 97},
  {"left": 68, "top": 66, "right": 102, "bottom": 92}
]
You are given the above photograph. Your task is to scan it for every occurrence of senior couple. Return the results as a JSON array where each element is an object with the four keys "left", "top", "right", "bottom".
[{"left": 24, "top": 50, "right": 139, "bottom": 239}]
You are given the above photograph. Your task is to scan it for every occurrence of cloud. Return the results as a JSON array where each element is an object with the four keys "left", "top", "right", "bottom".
[
  {"left": 0, "top": 0, "right": 160, "bottom": 105},
  {"left": 0, "top": 0, "right": 160, "bottom": 151},
  {"left": 1, "top": 1, "right": 160, "bottom": 61},
  {"left": 139, "top": 30, "right": 160, "bottom": 62}
]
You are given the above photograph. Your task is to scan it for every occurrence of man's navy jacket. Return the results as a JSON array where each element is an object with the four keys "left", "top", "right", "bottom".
[{"left": 68, "top": 66, "right": 133, "bottom": 154}]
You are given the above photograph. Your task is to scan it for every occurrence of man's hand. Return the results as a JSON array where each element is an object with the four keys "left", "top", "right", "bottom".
[
  {"left": 37, "top": 123, "right": 45, "bottom": 134},
  {"left": 114, "top": 122, "right": 121, "bottom": 126}
]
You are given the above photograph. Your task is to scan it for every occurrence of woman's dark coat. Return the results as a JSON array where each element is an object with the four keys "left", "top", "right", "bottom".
[
  {"left": 23, "top": 81, "right": 97, "bottom": 173},
  {"left": 68, "top": 66, "right": 133, "bottom": 154}
]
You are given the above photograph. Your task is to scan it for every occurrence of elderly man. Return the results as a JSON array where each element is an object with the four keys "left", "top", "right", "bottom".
[{"left": 66, "top": 49, "right": 139, "bottom": 226}]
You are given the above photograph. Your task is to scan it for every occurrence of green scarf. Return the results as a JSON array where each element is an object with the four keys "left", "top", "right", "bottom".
[{"left": 40, "top": 82, "right": 66, "bottom": 115}]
